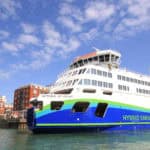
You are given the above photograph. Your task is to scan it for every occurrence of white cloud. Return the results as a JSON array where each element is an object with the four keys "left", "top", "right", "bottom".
[
  {"left": 58, "top": 16, "right": 82, "bottom": 32},
  {"left": 0, "top": 30, "right": 10, "bottom": 39},
  {"left": 0, "top": 70, "right": 10, "bottom": 79},
  {"left": 85, "top": 1, "right": 115, "bottom": 22},
  {"left": 79, "top": 28, "right": 99, "bottom": 42},
  {"left": 66, "top": 37, "right": 80, "bottom": 52},
  {"left": 43, "top": 20, "right": 80, "bottom": 53},
  {"left": 113, "top": 0, "right": 150, "bottom": 38},
  {"left": 30, "top": 48, "right": 53, "bottom": 70},
  {"left": 43, "top": 21, "right": 61, "bottom": 41},
  {"left": 59, "top": 3, "right": 83, "bottom": 22},
  {"left": 21, "top": 23, "right": 36, "bottom": 33},
  {"left": 2, "top": 41, "right": 18, "bottom": 52},
  {"left": 0, "top": 0, "right": 21, "bottom": 20},
  {"left": 12, "top": 47, "right": 54, "bottom": 70},
  {"left": 18, "top": 34, "right": 40, "bottom": 45}
]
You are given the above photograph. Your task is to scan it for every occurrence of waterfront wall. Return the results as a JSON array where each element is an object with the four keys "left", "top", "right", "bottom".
[{"left": 0, "top": 118, "right": 9, "bottom": 128}]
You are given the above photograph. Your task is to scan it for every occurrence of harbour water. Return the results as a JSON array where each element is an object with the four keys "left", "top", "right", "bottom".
[{"left": 0, "top": 129, "right": 150, "bottom": 150}]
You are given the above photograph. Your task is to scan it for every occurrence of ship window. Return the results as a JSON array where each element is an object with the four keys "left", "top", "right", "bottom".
[
  {"left": 103, "top": 71, "right": 107, "bottom": 77},
  {"left": 54, "top": 88, "right": 73, "bottom": 94},
  {"left": 92, "top": 80, "right": 97, "bottom": 86},
  {"left": 122, "top": 76, "right": 125, "bottom": 81},
  {"left": 98, "top": 81, "right": 102, "bottom": 87},
  {"left": 145, "top": 81, "right": 148, "bottom": 86},
  {"left": 134, "top": 79, "right": 137, "bottom": 83},
  {"left": 108, "top": 83, "right": 113, "bottom": 88},
  {"left": 99, "top": 55, "right": 104, "bottom": 62},
  {"left": 94, "top": 56, "right": 98, "bottom": 61},
  {"left": 72, "top": 102, "right": 90, "bottom": 112},
  {"left": 31, "top": 100, "right": 43, "bottom": 110},
  {"left": 84, "top": 59, "right": 88, "bottom": 64},
  {"left": 84, "top": 79, "right": 91, "bottom": 85},
  {"left": 82, "top": 68, "right": 86, "bottom": 74},
  {"left": 95, "top": 103, "right": 108, "bottom": 118},
  {"left": 91, "top": 68, "right": 96, "bottom": 74},
  {"left": 103, "top": 91, "right": 112, "bottom": 95},
  {"left": 72, "top": 79, "right": 78, "bottom": 85},
  {"left": 37, "top": 102, "right": 43, "bottom": 110},
  {"left": 108, "top": 72, "right": 112, "bottom": 78},
  {"left": 51, "top": 101, "right": 64, "bottom": 110},
  {"left": 78, "top": 69, "right": 82, "bottom": 74},
  {"left": 126, "top": 77, "right": 129, "bottom": 82},
  {"left": 105, "top": 55, "right": 109, "bottom": 62},
  {"left": 86, "top": 69, "right": 90, "bottom": 74},
  {"left": 97, "top": 70, "right": 102, "bottom": 76},
  {"left": 83, "top": 89, "right": 96, "bottom": 93},
  {"left": 103, "top": 82, "right": 107, "bottom": 88},
  {"left": 117, "top": 75, "right": 121, "bottom": 80},
  {"left": 79, "top": 79, "right": 83, "bottom": 85},
  {"left": 111, "top": 55, "right": 115, "bottom": 62}
]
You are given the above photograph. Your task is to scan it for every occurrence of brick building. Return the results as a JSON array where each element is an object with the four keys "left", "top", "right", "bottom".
[
  {"left": 13, "top": 84, "right": 49, "bottom": 111},
  {"left": 0, "top": 96, "right": 6, "bottom": 115}
]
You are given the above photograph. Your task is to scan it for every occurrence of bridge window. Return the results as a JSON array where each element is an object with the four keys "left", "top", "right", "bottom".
[
  {"left": 95, "top": 103, "right": 108, "bottom": 118},
  {"left": 72, "top": 102, "right": 90, "bottom": 112},
  {"left": 51, "top": 101, "right": 64, "bottom": 110},
  {"left": 105, "top": 55, "right": 109, "bottom": 62}
]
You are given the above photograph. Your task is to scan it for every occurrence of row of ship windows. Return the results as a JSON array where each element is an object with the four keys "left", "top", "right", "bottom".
[
  {"left": 118, "top": 85, "right": 130, "bottom": 91},
  {"left": 61, "top": 68, "right": 112, "bottom": 78},
  {"left": 55, "top": 79, "right": 79, "bottom": 87},
  {"left": 34, "top": 101, "right": 108, "bottom": 118},
  {"left": 87, "top": 68, "right": 112, "bottom": 78},
  {"left": 61, "top": 68, "right": 86, "bottom": 78},
  {"left": 118, "top": 85, "right": 150, "bottom": 95},
  {"left": 78, "top": 79, "right": 113, "bottom": 89},
  {"left": 117, "top": 75, "right": 150, "bottom": 86},
  {"left": 136, "top": 88, "right": 150, "bottom": 95}
]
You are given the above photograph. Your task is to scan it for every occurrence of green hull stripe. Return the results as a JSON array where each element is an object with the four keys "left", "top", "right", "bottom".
[
  {"left": 36, "top": 122, "right": 150, "bottom": 127},
  {"left": 36, "top": 98, "right": 150, "bottom": 113}
]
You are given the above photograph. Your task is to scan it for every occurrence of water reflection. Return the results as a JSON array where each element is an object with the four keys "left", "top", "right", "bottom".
[{"left": 0, "top": 129, "right": 150, "bottom": 150}]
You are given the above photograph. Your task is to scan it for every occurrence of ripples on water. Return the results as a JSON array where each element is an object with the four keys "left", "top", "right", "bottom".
[{"left": 0, "top": 129, "right": 150, "bottom": 150}]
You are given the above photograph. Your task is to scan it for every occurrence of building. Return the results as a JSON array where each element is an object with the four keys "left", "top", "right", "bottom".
[
  {"left": 13, "top": 84, "right": 49, "bottom": 111},
  {"left": 0, "top": 96, "right": 6, "bottom": 115}
]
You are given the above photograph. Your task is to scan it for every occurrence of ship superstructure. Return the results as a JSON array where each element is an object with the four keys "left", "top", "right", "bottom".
[{"left": 27, "top": 49, "right": 150, "bottom": 133}]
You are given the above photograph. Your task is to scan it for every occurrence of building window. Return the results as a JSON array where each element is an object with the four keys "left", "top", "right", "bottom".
[
  {"left": 95, "top": 103, "right": 108, "bottom": 118},
  {"left": 72, "top": 102, "right": 90, "bottom": 112},
  {"left": 51, "top": 101, "right": 64, "bottom": 110}
]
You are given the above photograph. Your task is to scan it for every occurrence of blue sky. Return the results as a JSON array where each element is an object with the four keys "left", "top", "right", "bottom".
[{"left": 0, "top": 0, "right": 150, "bottom": 103}]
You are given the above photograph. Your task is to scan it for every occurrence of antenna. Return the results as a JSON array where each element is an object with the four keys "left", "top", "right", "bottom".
[{"left": 92, "top": 47, "right": 100, "bottom": 52}]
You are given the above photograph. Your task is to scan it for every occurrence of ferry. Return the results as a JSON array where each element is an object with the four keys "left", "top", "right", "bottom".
[{"left": 27, "top": 49, "right": 150, "bottom": 133}]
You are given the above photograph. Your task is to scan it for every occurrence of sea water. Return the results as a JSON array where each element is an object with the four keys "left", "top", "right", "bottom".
[{"left": 0, "top": 129, "right": 150, "bottom": 150}]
